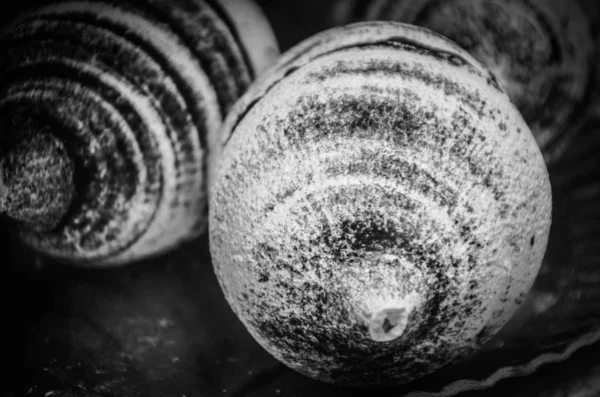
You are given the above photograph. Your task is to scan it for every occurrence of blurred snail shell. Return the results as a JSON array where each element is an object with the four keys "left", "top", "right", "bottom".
[
  {"left": 332, "top": 0, "right": 595, "bottom": 165},
  {"left": 0, "top": 0, "right": 278, "bottom": 266},
  {"left": 577, "top": 0, "right": 600, "bottom": 39},
  {"left": 209, "top": 22, "right": 552, "bottom": 386}
]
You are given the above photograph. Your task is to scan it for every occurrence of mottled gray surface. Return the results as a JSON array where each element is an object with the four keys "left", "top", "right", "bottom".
[{"left": 210, "top": 22, "right": 552, "bottom": 387}]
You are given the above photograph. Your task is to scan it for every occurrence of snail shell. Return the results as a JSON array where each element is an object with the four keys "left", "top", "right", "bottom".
[
  {"left": 332, "top": 0, "right": 595, "bottom": 165},
  {"left": 209, "top": 22, "right": 553, "bottom": 387},
  {"left": 0, "top": 0, "right": 278, "bottom": 266}
]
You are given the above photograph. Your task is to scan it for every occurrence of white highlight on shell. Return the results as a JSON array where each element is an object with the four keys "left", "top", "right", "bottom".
[{"left": 369, "top": 306, "right": 411, "bottom": 342}]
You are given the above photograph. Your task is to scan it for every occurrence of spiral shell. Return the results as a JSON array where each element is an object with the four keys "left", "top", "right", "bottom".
[
  {"left": 332, "top": 0, "right": 595, "bottom": 165},
  {"left": 0, "top": 0, "right": 278, "bottom": 266},
  {"left": 209, "top": 22, "right": 552, "bottom": 386}
]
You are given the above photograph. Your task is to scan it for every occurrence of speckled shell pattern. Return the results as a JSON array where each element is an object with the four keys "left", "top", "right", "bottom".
[
  {"left": 209, "top": 22, "right": 552, "bottom": 387},
  {"left": 332, "top": 0, "right": 595, "bottom": 166},
  {"left": 0, "top": 0, "right": 277, "bottom": 266}
]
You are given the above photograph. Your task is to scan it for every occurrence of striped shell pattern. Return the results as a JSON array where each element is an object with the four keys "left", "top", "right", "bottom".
[
  {"left": 332, "top": 0, "right": 595, "bottom": 165},
  {"left": 0, "top": 0, "right": 278, "bottom": 266},
  {"left": 209, "top": 22, "right": 552, "bottom": 387}
]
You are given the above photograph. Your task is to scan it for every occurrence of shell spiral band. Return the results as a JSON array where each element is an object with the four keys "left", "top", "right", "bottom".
[
  {"left": 209, "top": 22, "right": 553, "bottom": 387},
  {"left": 0, "top": 0, "right": 278, "bottom": 266},
  {"left": 332, "top": 0, "right": 595, "bottom": 166}
]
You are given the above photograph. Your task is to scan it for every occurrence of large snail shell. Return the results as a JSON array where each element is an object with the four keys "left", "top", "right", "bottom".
[
  {"left": 209, "top": 22, "right": 552, "bottom": 386},
  {"left": 332, "top": 0, "right": 595, "bottom": 165},
  {"left": 0, "top": 0, "right": 278, "bottom": 266}
]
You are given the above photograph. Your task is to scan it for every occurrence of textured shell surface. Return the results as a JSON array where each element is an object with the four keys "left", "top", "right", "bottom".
[
  {"left": 0, "top": 0, "right": 278, "bottom": 266},
  {"left": 209, "top": 22, "right": 552, "bottom": 387},
  {"left": 332, "top": 0, "right": 595, "bottom": 166}
]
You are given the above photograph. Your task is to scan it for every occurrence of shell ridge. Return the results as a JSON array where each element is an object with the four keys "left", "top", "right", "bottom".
[
  {"left": 201, "top": 0, "right": 256, "bottom": 78},
  {"left": 222, "top": 33, "right": 496, "bottom": 148},
  {"left": 10, "top": 10, "right": 218, "bottom": 151},
  {"left": 402, "top": 330, "right": 600, "bottom": 397},
  {"left": 4, "top": 66, "right": 169, "bottom": 263}
]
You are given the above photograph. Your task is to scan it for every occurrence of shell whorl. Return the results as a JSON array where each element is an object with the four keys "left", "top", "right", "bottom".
[
  {"left": 209, "top": 22, "right": 552, "bottom": 386},
  {"left": 0, "top": 0, "right": 278, "bottom": 266},
  {"left": 332, "top": 0, "right": 595, "bottom": 166}
]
